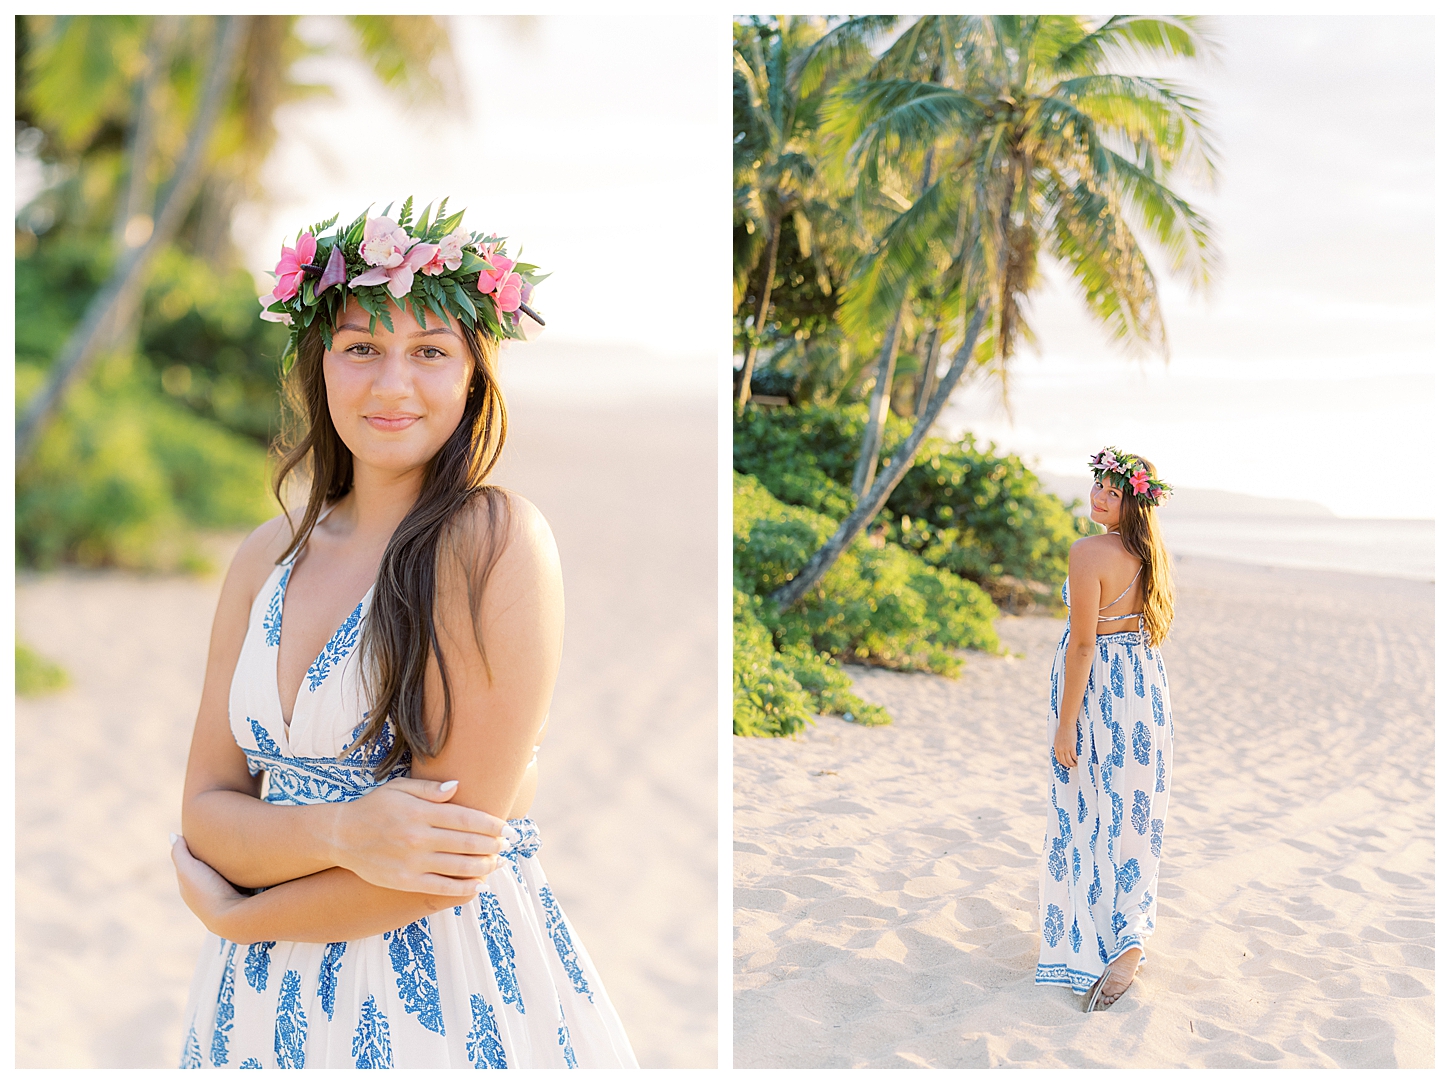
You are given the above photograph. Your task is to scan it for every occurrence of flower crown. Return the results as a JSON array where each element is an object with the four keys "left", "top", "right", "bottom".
[
  {"left": 259, "top": 196, "right": 548, "bottom": 370},
  {"left": 1088, "top": 446, "right": 1172, "bottom": 506}
]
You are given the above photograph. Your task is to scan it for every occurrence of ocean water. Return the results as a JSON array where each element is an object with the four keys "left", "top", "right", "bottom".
[{"left": 1159, "top": 516, "right": 1434, "bottom": 582}]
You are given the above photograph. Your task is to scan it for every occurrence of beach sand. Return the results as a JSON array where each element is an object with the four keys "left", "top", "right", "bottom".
[
  {"left": 734, "top": 555, "right": 1433, "bottom": 1068},
  {"left": 15, "top": 392, "right": 717, "bottom": 1069}
]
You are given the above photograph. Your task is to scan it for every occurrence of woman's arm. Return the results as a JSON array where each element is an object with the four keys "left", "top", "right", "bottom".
[
  {"left": 183, "top": 494, "right": 565, "bottom": 943},
  {"left": 1054, "top": 540, "right": 1103, "bottom": 769},
  {"left": 173, "top": 835, "right": 474, "bottom": 943},
  {"left": 179, "top": 517, "right": 505, "bottom": 894}
]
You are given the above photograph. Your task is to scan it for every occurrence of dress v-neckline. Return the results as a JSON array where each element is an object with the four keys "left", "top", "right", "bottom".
[{"left": 272, "top": 558, "right": 375, "bottom": 737}]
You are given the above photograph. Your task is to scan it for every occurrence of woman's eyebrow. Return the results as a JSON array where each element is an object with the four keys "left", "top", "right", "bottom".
[{"left": 334, "top": 322, "right": 460, "bottom": 339}]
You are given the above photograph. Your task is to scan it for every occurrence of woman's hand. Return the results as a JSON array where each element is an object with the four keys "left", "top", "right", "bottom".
[
  {"left": 326, "top": 777, "right": 507, "bottom": 896},
  {"left": 172, "top": 834, "right": 247, "bottom": 939},
  {"left": 1053, "top": 721, "right": 1078, "bottom": 771}
]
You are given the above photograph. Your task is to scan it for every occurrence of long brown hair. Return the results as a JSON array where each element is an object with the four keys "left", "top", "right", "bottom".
[
  {"left": 1114, "top": 455, "right": 1174, "bottom": 646},
  {"left": 272, "top": 313, "right": 511, "bottom": 776}
]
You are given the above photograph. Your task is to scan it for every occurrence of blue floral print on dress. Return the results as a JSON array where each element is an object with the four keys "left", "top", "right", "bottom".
[
  {"left": 466, "top": 994, "right": 507, "bottom": 1069},
  {"left": 304, "top": 600, "right": 365, "bottom": 691},
  {"left": 479, "top": 891, "right": 524, "bottom": 1014},
  {"left": 274, "top": 969, "right": 307, "bottom": 1068},
  {"left": 540, "top": 886, "right": 593, "bottom": 1002},
  {"left": 351, "top": 995, "right": 393, "bottom": 1069},
  {"left": 384, "top": 919, "right": 445, "bottom": 1035},
  {"left": 318, "top": 942, "right": 346, "bottom": 1021},
  {"left": 244, "top": 941, "right": 276, "bottom": 993},
  {"left": 262, "top": 566, "right": 291, "bottom": 648},
  {"left": 211, "top": 942, "right": 238, "bottom": 1066}
]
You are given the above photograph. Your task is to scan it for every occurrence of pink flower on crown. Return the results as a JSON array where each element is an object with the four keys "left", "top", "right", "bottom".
[
  {"left": 1150, "top": 486, "right": 1164, "bottom": 501},
  {"left": 1130, "top": 469, "right": 1151, "bottom": 495},
  {"left": 419, "top": 228, "right": 471, "bottom": 277},
  {"left": 258, "top": 291, "right": 293, "bottom": 324},
  {"left": 358, "top": 217, "right": 410, "bottom": 268},
  {"left": 349, "top": 216, "right": 437, "bottom": 299},
  {"left": 270, "top": 232, "right": 316, "bottom": 303},
  {"left": 478, "top": 249, "right": 524, "bottom": 314}
]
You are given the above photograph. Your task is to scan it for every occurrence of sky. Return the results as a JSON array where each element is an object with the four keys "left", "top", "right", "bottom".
[
  {"left": 936, "top": 15, "right": 1435, "bottom": 518},
  {"left": 14, "top": 16, "right": 1437, "bottom": 514},
  {"left": 234, "top": 15, "right": 720, "bottom": 399}
]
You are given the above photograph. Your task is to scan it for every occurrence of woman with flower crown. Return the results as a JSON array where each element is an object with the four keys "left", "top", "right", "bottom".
[
  {"left": 167, "top": 199, "right": 637, "bottom": 1068},
  {"left": 1035, "top": 448, "right": 1176, "bottom": 1012}
]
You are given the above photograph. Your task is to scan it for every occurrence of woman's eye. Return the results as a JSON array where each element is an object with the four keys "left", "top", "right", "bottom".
[
  {"left": 346, "top": 343, "right": 375, "bottom": 356},
  {"left": 418, "top": 347, "right": 444, "bottom": 360}
]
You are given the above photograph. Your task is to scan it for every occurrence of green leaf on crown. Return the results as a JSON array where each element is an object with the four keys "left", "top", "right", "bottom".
[
  {"left": 436, "top": 209, "right": 466, "bottom": 236},
  {"left": 448, "top": 282, "right": 478, "bottom": 321},
  {"left": 398, "top": 195, "right": 414, "bottom": 231}
]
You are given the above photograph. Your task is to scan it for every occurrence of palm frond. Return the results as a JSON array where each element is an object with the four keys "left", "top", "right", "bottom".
[
  {"left": 1054, "top": 15, "right": 1217, "bottom": 74},
  {"left": 837, "top": 176, "right": 958, "bottom": 337},
  {"left": 791, "top": 15, "right": 900, "bottom": 97}
]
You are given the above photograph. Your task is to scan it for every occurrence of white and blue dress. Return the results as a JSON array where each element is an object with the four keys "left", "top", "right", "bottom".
[
  {"left": 1036, "top": 572, "right": 1174, "bottom": 993},
  {"left": 178, "top": 555, "right": 638, "bottom": 1068}
]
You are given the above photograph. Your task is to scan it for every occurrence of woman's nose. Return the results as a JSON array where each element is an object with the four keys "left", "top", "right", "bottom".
[{"left": 371, "top": 348, "right": 412, "bottom": 398}]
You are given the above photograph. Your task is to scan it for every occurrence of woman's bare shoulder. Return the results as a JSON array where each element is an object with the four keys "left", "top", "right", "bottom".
[
  {"left": 221, "top": 511, "right": 298, "bottom": 605},
  {"left": 1069, "top": 533, "right": 1118, "bottom": 565},
  {"left": 449, "top": 489, "right": 558, "bottom": 564}
]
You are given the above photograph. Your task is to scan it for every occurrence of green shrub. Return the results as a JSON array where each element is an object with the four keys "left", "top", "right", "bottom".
[
  {"left": 16, "top": 234, "right": 286, "bottom": 571},
  {"left": 733, "top": 472, "right": 999, "bottom": 734},
  {"left": 16, "top": 642, "right": 69, "bottom": 696},
  {"left": 17, "top": 375, "right": 274, "bottom": 570},
  {"left": 733, "top": 589, "right": 890, "bottom": 737},
  {"left": 734, "top": 403, "right": 1088, "bottom": 586}
]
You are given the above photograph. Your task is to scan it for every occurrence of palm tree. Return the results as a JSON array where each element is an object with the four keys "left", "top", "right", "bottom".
[
  {"left": 733, "top": 16, "right": 837, "bottom": 411},
  {"left": 16, "top": 14, "right": 459, "bottom": 460},
  {"left": 772, "top": 14, "right": 1218, "bottom": 609}
]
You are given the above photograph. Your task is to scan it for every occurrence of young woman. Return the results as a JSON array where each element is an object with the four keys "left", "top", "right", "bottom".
[
  {"left": 1035, "top": 448, "right": 1175, "bottom": 1012},
  {"left": 169, "top": 204, "right": 637, "bottom": 1068}
]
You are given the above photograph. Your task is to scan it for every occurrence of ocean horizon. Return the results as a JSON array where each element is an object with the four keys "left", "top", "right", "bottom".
[{"left": 1036, "top": 473, "right": 1433, "bottom": 581}]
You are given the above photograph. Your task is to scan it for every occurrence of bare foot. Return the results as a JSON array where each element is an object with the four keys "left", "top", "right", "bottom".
[{"left": 1096, "top": 947, "right": 1142, "bottom": 1008}]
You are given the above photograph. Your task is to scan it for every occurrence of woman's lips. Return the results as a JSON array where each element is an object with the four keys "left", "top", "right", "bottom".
[{"left": 365, "top": 414, "right": 420, "bottom": 431}]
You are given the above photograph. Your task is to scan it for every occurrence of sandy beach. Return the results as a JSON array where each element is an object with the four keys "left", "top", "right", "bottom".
[
  {"left": 16, "top": 390, "right": 717, "bottom": 1069},
  {"left": 734, "top": 555, "right": 1433, "bottom": 1068}
]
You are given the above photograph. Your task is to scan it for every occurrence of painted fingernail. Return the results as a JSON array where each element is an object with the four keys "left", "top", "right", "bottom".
[
  {"left": 439, "top": 780, "right": 459, "bottom": 793},
  {"left": 169, "top": 833, "right": 179, "bottom": 845}
]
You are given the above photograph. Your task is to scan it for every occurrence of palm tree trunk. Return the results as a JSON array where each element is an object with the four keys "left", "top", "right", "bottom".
[
  {"left": 736, "top": 215, "right": 782, "bottom": 412},
  {"left": 850, "top": 146, "right": 935, "bottom": 491},
  {"left": 850, "top": 304, "right": 904, "bottom": 497},
  {"left": 913, "top": 321, "right": 942, "bottom": 417},
  {"left": 770, "top": 301, "right": 987, "bottom": 610},
  {"left": 16, "top": 15, "right": 251, "bottom": 463},
  {"left": 111, "top": 16, "right": 178, "bottom": 249}
]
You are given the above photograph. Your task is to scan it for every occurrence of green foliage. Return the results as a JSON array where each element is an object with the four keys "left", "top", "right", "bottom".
[
  {"left": 16, "top": 642, "right": 70, "bottom": 697},
  {"left": 733, "top": 472, "right": 998, "bottom": 734},
  {"left": 15, "top": 15, "right": 456, "bottom": 571},
  {"left": 734, "top": 404, "right": 1088, "bottom": 586},
  {"left": 16, "top": 371, "right": 273, "bottom": 570},
  {"left": 16, "top": 238, "right": 282, "bottom": 570},
  {"left": 733, "top": 589, "right": 890, "bottom": 737}
]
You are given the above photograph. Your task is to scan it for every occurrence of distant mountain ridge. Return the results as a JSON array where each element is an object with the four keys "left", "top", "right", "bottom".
[{"left": 1033, "top": 472, "right": 1338, "bottom": 520}]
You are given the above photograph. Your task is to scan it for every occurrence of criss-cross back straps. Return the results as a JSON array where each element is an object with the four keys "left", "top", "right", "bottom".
[{"left": 1097, "top": 567, "right": 1142, "bottom": 622}]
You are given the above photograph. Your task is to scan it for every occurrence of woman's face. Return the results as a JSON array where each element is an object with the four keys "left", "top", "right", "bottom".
[
  {"left": 323, "top": 297, "right": 473, "bottom": 478},
  {"left": 1089, "top": 477, "right": 1123, "bottom": 530}
]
